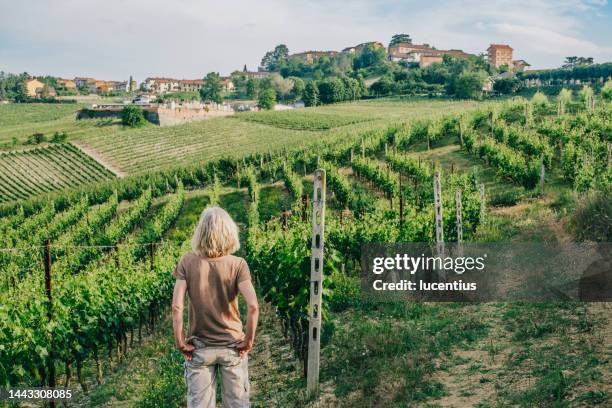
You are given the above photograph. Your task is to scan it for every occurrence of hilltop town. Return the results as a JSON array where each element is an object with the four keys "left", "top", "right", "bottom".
[{"left": 11, "top": 37, "right": 532, "bottom": 100}]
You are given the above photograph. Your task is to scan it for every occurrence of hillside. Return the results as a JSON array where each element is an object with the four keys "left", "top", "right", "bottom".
[
  {"left": 0, "top": 143, "right": 115, "bottom": 202},
  {"left": 0, "top": 99, "right": 482, "bottom": 203}
]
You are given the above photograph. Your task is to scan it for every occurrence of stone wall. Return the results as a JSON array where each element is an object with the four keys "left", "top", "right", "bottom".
[{"left": 77, "top": 103, "right": 234, "bottom": 126}]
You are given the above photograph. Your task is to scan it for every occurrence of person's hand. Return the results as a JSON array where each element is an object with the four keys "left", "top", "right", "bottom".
[
  {"left": 236, "top": 339, "right": 253, "bottom": 357},
  {"left": 178, "top": 342, "right": 195, "bottom": 360}
]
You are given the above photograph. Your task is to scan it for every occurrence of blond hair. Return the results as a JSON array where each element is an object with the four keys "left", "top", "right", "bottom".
[{"left": 191, "top": 207, "right": 240, "bottom": 258}]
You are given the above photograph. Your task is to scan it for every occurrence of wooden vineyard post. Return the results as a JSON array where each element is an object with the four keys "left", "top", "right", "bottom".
[
  {"left": 149, "top": 242, "right": 156, "bottom": 271},
  {"left": 301, "top": 194, "right": 309, "bottom": 222},
  {"left": 540, "top": 156, "right": 545, "bottom": 195},
  {"left": 384, "top": 142, "right": 388, "bottom": 156},
  {"left": 361, "top": 141, "right": 365, "bottom": 159},
  {"left": 479, "top": 184, "right": 486, "bottom": 225},
  {"left": 350, "top": 148, "right": 354, "bottom": 163},
  {"left": 307, "top": 168, "right": 326, "bottom": 397},
  {"left": 455, "top": 190, "right": 464, "bottom": 257},
  {"left": 433, "top": 171, "right": 444, "bottom": 263},
  {"left": 44, "top": 240, "right": 56, "bottom": 408},
  {"left": 459, "top": 119, "right": 464, "bottom": 147}
]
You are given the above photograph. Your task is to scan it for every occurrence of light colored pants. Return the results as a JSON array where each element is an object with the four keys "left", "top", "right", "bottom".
[{"left": 185, "top": 342, "right": 250, "bottom": 408}]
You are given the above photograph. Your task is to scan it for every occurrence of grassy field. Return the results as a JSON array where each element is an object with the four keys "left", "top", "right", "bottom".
[
  {"left": 0, "top": 99, "right": 487, "bottom": 203},
  {"left": 73, "top": 99, "right": 483, "bottom": 175}
]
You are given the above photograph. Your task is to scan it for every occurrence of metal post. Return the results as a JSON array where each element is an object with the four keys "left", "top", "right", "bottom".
[
  {"left": 433, "top": 171, "right": 444, "bottom": 261},
  {"left": 44, "top": 240, "right": 56, "bottom": 407},
  {"left": 455, "top": 190, "right": 464, "bottom": 257},
  {"left": 307, "top": 169, "right": 326, "bottom": 397},
  {"left": 479, "top": 184, "right": 485, "bottom": 225}
]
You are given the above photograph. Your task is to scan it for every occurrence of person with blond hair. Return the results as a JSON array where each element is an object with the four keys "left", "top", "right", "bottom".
[{"left": 172, "top": 206, "right": 259, "bottom": 408}]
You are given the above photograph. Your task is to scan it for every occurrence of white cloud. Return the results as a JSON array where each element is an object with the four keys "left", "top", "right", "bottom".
[{"left": 0, "top": 0, "right": 609, "bottom": 79}]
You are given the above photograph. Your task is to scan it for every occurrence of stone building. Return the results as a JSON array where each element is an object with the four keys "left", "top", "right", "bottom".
[
  {"left": 487, "top": 44, "right": 513, "bottom": 69},
  {"left": 288, "top": 51, "right": 339, "bottom": 63},
  {"left": 342, "top": 41, "right": 384, "bottom": 53},
  {"left": 24, "top": 79, "right": 45, "bottom": 97}
]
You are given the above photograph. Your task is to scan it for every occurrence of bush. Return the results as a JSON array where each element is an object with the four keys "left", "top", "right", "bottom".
[
  {"left": 121, "top": 105, "right": 146, "bottom": 127},
  {"left": 257, "top": 88, "right": 276, "bottom": 110},
  {"left": 571, "top": 187, "right": 612, "bottom": 241},
  {"left": 26, "top": 132, "right": 46, "bottom": 144},
  {"left": 51, "top": 131, "right": 68, "bottom": 143},
  {"left": 601, "top": 80, "right": 612, "bottom": 102}
]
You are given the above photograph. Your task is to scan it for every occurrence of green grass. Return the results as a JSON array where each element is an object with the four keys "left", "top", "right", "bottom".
[
  {"left": 235, "top": 110, "right": 374, "bottom": 130},
  {"left": 0, "top": 103, "right": 82, "bottom": 127}
]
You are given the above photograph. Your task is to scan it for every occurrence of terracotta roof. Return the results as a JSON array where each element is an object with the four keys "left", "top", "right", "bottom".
[{"left": 488, "top": 44, "right": 513, "bottom": 50}]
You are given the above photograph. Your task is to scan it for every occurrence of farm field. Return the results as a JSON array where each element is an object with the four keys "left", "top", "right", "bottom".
[
  {"left": 74, "top": 99, "right": 484, "bottom": 175},
  {"left": 0, "top": 143, "right": 115, "bottom": 202},
  {"left": 0, "top": 99, "right": 485, "bottom": 203},
  {"left": 0, "top": 96, "right": 610, "bottom": 407}
]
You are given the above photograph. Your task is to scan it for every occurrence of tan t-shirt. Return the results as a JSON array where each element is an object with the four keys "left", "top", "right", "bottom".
[{"left": 173, "top": 252, "right": 252, "bottom": 346}]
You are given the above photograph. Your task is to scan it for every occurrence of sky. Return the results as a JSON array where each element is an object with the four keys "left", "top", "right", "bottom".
[{"left": 0, "top": 0, "right": 611, "bottom": 81}]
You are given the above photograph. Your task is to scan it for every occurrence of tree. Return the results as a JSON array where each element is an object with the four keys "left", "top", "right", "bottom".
[
  {"left": 121, "top": 105, "right": 146, "bottom": 127},
  {"left": 353, "top": 44, "right": 386, "bottom": 70},
  {"left": 389, "top": 34, "right": 412, "bottom": 47},
  {"left": 258, "top": 88, "right": 276, "bottom": 110},
  {"left": 563, "top": 56, "right": 594, "bottom": 68},
  {"left": 289, "top": 77, "right": 305, "bottom": 101},
  {"left": 200, "top": 72, "right": 223, "bottom": 103},
  {"left": 452, "top": 71, "right": 486, "bottom": 99},
  {"left": 493, "top": 77, "right": 523, "bottom": 94},
  {"left": 318, "top": 77, "right": 345, "bottom": 104},
  {"left": 269, "top": 74, "right": 294, "bottom": 102},
  {"left": 370, "top": 76, "right": 396, "bottom": 96},
  {"left": 246, "top": 78, "right": 260, "bottom": 100},
  {"left": 303, "top": 81, "right": 319, "bottom": 106},
  {"left": 601, "top": 80, "right": 612, "bottom": 102},
  {"left": 261, "top": 44, "right": 290, "bottom": 71}
]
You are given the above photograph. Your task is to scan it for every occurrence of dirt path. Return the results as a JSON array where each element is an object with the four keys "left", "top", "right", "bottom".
[{"left": 71, "top": 141, "right": 127, "bottom": 177}]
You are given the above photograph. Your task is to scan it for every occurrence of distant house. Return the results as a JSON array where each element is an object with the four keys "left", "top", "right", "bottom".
[
  {"left": 388, "top": 42, "right": 472, "bottom": 65},
  {"left": 142, "top": 78, "right": 179, "bottom": 94},
  {"left": 74, "top": 77, "right": 98, "bottom": 92},
  {"left": 219, "top": 77, "right": 235, "bottom": 92},
  {"left": 512, "top": 59, "right": 531, "bottom": 72},
  {"left": 342, "top": 41, "right": 384, "bottom": 53},
  {"left": 487, "top": 44, "right": 513, "bottom": 69},
  {"left": 57, "top": 78, "right": 77, "bottom": 90},
  {"left": 107, "top": 81, "right": 128, "bottom": 92},
  {"left": 288, "top": 50, "right": 339, "bottom": 63},
  {"left": 24, "top": 79, "right": 46, "bottom": 97},
  {"left": 231, "top": 70, "right": 271, "bottom": 80},
  {"left": 178, "top": 79, "right": 204, "bottom": 93},
  {"left": 388, "top": 42, "right": 434, "bottom": 62},
  {"left": 142, "top": 78, "right": 206, "bottom": 94},
  {"left": 419, "top": 54, "right": 444, "bottom": 68}
]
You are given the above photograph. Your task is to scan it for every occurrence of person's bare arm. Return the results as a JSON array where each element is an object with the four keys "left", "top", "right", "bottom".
[
  {"left": 237, "top": 280, "right": 259, "bottom": 356},
  {"left": 172, "top": 279, "right": 195, "bottom": 360}
]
